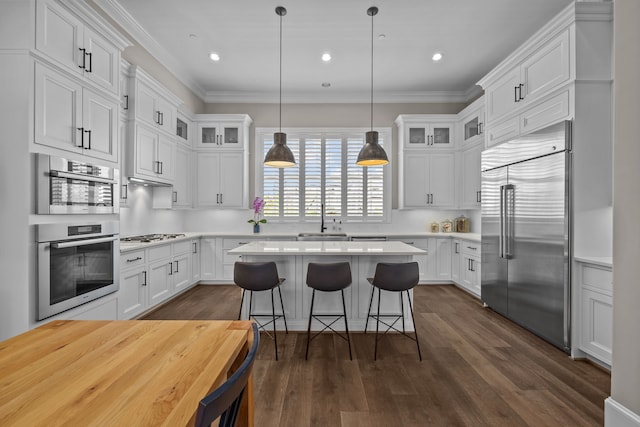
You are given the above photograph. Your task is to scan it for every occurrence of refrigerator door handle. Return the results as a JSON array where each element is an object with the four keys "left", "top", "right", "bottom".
[
  {"left": 500, "top": 185, "right": 506, "bottom": 259},
  {"left": 504, "top": 184, "right": 515, "bottom": 259}
]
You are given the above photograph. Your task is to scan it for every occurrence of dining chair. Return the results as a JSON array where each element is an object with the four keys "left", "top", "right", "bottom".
[
  {"left": 365, "top": 262, "right": 422, "bottom": 361},
  {"left": 194, "top": 322, "right": 260, "bottom": 427}
]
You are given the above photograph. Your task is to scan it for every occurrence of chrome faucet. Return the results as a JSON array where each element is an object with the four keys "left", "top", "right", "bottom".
[{"left": 320, "top": 203, "right": 327, "bottom": 233}]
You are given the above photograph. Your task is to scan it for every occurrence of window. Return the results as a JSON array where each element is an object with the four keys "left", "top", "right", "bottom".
[{"left": 256, "top": 128, "right": 391, "bottom": 222}]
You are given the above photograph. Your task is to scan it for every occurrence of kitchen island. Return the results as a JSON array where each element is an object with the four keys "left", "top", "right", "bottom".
[{"left": 228, "top": 241, "right": 426, "bottom": 331}]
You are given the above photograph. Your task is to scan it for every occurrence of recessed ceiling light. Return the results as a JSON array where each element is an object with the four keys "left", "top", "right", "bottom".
[
  {"left": 189, "top": 33, "right": 197, "bottom": 39},
  {"left": 378, "top": 34, "right": 386, "bottom": 39},
  {"left": 432, "top": 52, "right": 443, "bottom": 61},
  {"left": 321, "top": 82, "right": 331, "bottom": 87},
  {"left": 322, "top": 53, "right": 331, "bottom": 62},
  {"left": 209, "top": 52, "right": 220, "bottom": 61}
]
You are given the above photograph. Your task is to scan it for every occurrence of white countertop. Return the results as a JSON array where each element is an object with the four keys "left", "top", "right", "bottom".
[
  {"left": 228, "top": 240, "right": 427, "bottom": 256},
  {"left": 119, "top": 231, "right": 480, "bottom": 253}
]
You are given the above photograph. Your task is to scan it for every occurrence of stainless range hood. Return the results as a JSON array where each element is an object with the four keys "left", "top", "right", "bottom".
[{"left": 127, "top": 177, "right": 171, "bottom": 187}]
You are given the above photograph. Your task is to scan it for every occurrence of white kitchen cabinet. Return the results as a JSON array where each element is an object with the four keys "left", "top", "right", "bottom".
[
  {"left": 35, "top": 0, "right": 122, "bottom": 94},
  {"left": 176, "top": 111, "right": 192, "bottom": 147},
  {"left": 396, "top": 115, "right": 457, "bottom": 149},
  {"left": 130, "top": 123, "right": 175, "bottom": 184},
  {"left": 459, "top": 98, "right": 485, "bottom": 148},
  {"left": 118, "top": 265, "right": 147, "bottom": 319},
  {"left": 401, "top": 152, "right": 455, "bottom": 208},
  {"left": 134, "top": 78, "right": 178, "bottom": 136},
  {"left": 195, "top": 152, "right": 246, "bottom": 208},
  {"left": 451, "top": 239, "right": 461, "bottom": 283},
  {"left": 191, "top": 239, "right": 201, "bottom": 283},
  {"left": 172, "top": 144, "right": 192, "bottom": 208},
  {"left": 577, "top": 261, "right": 612, "bottom": 366},
  {"left": 171, "top": 240, "right": 193, "bottom": 293},
  {"left": 485, "top": 29, "right": 570, "bottom": 124},
  {"left": 194, "top": 115, "right": 251, "bottom": 150},
  {"left": 457, "top": 240, "right": 481, "bottom": 297},
  {"left": 34, "top": 63, "right": 118, "bottom": 163},
  {"left": 147, "top": 245, "right": 173, "bottom": 306},
  {"left": 200, "top": 238, "right": 217, "bottom": 281},
  {"left": 459, "top": 143, "right": 482, "bottom": 208},
  {"left": 388, "top": 238, "right": 450, "bottom": 283}
]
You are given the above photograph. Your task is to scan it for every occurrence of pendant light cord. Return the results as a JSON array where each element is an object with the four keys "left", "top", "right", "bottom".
[
  {"left": 370, "top": 9, "right": 374, "bottom": 132},
  {"left": 279, "top": 11, "right": 283, "bottom": 133}
]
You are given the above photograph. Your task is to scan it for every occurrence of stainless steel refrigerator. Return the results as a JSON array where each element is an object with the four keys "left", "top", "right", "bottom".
[{"left": 481, "top": 121, "right": 571, "bottom": 352}]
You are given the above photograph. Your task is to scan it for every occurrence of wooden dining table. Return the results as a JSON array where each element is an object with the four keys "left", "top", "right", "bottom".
[{"left": 0, "top": 319, "right": 255, "bottom": 427}]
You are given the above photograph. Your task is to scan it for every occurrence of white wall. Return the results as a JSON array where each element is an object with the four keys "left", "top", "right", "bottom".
[{"left": 608, "top": 0, "right": 640, "bottom": 423}]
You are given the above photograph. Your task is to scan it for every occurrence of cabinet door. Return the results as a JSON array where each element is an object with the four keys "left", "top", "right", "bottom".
[
  {"left": 199, "top": 238, "right": 216, "bottom": 281},
  {"left": 118, "top": 268, "right": 146, "bottom": 319},
  {"left": 191, "top": 240, "right": 201, "bottom": 283},
  {"left": 34, "top": 63, "right": 83, "bottom": 152},
  {"left": 221, "top": 125, "right": 241, "bottom": 148},
  {"left": 486, "top": 116, "right": 520, "bottom": 148},
  {"left": 434, "top": 238, "right": 452, "bottom": 280},
  {"left": 430, "top": 123, "right": 454, "bottom": 147},
  {"left": 157, "top": 95, "right": 176, "bottom": 135},
  {"left": 219, "top": 152, "right": 245, "bottom": 208},
  {"left": 136, "top": 81, "right": 158, "bottom": 126},
  {"left": 36, "top": 0, "right": 84, "bottom": 76},
  {"left": 135, "top": 124, "right": 159, "bottom": 179},
  {"left": 580, "top": 288, "right": 612, "bottom": 365},
  {"left": 82, "top": 89, "right": 118, "bottom": 162},
  {"left": 460, "top": 255, "right": 481, "bottom": 296},
  {"left": 83, "top": 26, "right": 119, "bottom": 94},
  {"left": 156, "top": 134, "right": 175, "bottom": 181},
  {"left": 460, "top": 144, "right": 482, "bottom": 208},
  {"left": 451, "top": 240, "right": 461, "bottom": 283},
  {"left": 198, "top": 122, "right": 220, "bottom": 147},
  {"left": 428, "top": 153, "right": 455, "bottom": 207},
  {"left": 521, "top": 29, "right": 570, "bottom": 103},
  {"left": 173, "top": 144, "right": 191, "bottom": 207},
  {"left": 486, "top": 67, "right": 520, "bottom": 123},
  {"left": 402, "top": 153, "right": 429, "bottom": 207},
  {"left": 148, "top": 259, "right": 172, "bottom": 305},
  {"left": 172, "top": 254, "right": 192, "bottom": 293},
  {"left": 195, "top": 153, "right": 220, "bottom": 206}
]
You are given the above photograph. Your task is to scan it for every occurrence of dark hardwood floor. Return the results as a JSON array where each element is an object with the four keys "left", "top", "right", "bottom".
[{"left": 143, "top": 284, "right": 610, "bottom": 426}]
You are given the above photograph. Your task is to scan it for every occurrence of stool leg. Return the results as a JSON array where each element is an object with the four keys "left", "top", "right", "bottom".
[
  {"left": 271, "top": 288, "right": 278, "bottom": 361},
  {"left": 248, "top": 291, "right": 254, "bottom": 321},
  {"left": 400, "top": 293, "right": 406, "bottom": 333},
  {"left": 341, "top": 289, "right": 352, "bottom": 360},
  {"left": 364, "top": 285, "right": 375, "bottom": 333},
  {"left": 406, "top": 290, "right": 422, "bottom": 361},
  {"left": 374, "top": 287, "right": 381, "bottom": 361},
  {"left": 277, "top": 285, "right": 288, "bottom": 334},
  {"left": 238, "top": 289, "right": 245, "bottom": 320},
  {"left": 305, "top": 289, "right": 316, "bottom": 360}
]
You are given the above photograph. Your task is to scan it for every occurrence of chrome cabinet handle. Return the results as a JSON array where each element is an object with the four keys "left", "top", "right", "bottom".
[
  {"left": 514, "top": 86, "right": 519, "bottom": 102},
  {"left": 174, "top": 260, "right": 179, "bottom": 273},
  {"left": 84, "top": 129, "right": 91, "bottom": 149},
  {"left": 455, "top": 242, "right": 460, "bottom": 254},
  {"left": 122, "top": 184, "right": 128, "bottom": 200}
]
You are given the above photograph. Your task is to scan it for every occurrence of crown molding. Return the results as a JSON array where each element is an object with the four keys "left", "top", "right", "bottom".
[
  {"left": 92, "top": 0, "right": 206, "bottom": 100},
  {"left": 203, "top": 89, "right": 475, "bottom": 104}
]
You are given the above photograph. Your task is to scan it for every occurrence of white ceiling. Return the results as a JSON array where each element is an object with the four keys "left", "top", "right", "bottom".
[{"left": 95, "top": 0, "right": 574, "bottom": 103}]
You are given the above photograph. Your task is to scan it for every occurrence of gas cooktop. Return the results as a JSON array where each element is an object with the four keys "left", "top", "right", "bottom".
[{"left": 120, "top": 233, "right": 186, "bottom": 243}]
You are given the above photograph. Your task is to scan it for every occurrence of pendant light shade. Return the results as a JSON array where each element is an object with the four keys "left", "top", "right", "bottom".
[
  {"left": 264, "top": 6, "right": 295, "bottom": 168},
  {"left": 356, "top": 6, "right": 388, "bottom": 167}
]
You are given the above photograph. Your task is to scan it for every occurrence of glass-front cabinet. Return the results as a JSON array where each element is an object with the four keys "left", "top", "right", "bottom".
[
  {"left": 395, "top": 115, "right": 458, "bottom": 149},
  {"left": 195, "top": 120, "right": 245, "bottom": 149},
  {"left": 460, "top": 105, "right": 485, "bottom": 147}
]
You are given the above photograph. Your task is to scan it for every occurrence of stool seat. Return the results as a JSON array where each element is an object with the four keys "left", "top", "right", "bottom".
[
  {"left": 305, "top": 262, "right": 353, "bottom": 360},
  {"left": 365, "top": 262, "right": 422, "bottom": 361},
  {"left": 234, "top": 262, "right": 288, "bottom": 361}
]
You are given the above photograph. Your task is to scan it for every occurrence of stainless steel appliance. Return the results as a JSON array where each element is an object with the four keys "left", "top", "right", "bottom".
[
  {"left": 481, "top": 121, "right": 571, "bottom": 352},
  {"left": 37, "top": 221, "right": 119, "bottom": 320},
  {"left": 37, "top": 154, "right": 119, "bottom": 214}
]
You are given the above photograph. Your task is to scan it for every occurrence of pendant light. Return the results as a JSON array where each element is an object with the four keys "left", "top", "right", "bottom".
[
  {"left": 264, "top": 6, "right": 296, "bottom": 168},
  {"left": 356, "top": 6, "right": 389, "bottom": 167}
]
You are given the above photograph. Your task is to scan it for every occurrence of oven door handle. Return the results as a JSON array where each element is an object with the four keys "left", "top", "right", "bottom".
[
  {"left": 51, "top": 236, "right": 118, "bottom": 249},
  {"left": 49, "top": 170, "right": 117, "bottom": 185}
]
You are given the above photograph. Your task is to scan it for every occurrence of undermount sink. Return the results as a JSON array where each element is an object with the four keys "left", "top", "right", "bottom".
[{"left": 297, "top": 232, "right": 349, "bottom": 241}]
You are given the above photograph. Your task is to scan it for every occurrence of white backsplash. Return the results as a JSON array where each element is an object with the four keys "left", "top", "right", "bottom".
[{"left": 120, "top": 186, "right": 480, "bottom": 235}]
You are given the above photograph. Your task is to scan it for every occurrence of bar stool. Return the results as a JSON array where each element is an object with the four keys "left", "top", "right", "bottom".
[
  {"left": 234, "top": 261, "right": 288, "bottom": 360},
  {"left": 305, "top": 262, "right": 353, "bottom": 360},
  {"left": 365, "top": 262, "right": 422, "bottom": 361}
]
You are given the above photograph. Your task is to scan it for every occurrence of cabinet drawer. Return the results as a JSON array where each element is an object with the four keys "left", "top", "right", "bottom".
[
  {"left": 222, "top": 238, "right": 255, "bottom": 250},
  {"left": 520, "top": 89, "right": 570, "bottom": 135},
  {"left": 147, "top": 244, "right": 172, "bottom": 262},
  {"left": 461, "top": 241, "right": 481, "bottom": 256},
  {"left": 120, "top": 250, "right": 145, "bottom": 269},
  {"left": 172, "top": 240, "right": 192, "bottom": 256},
  {"left": 581, "top": 263, "right": 612, "bottom": 294}
]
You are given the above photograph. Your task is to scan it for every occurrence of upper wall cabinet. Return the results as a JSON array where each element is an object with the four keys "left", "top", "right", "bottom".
[
  {"left": 133, "top": 74, "right": 179, "bottom": 136},
  {"left": 35, "top": 0, "right": 122, "bottom": 95},
  {"left": 194, "top": 115, "right": 252, "bottom": 150},
  {"left": 458, "top": 98, "right": 485, "bottom": 148},
  {"left": 396, "top": 116, "right": 458, "bottom": 150},
  {"left": 484, "top": 29, "right": 569, "bottom": 125}
]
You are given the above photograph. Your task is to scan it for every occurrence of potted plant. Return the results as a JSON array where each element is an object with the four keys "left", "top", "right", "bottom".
[{"left": 248, "top": 197, "right": 267, "bottom": 233}]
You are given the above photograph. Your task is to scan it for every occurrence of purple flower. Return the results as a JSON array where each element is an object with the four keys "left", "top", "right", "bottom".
[{"left": 252, "top": 197, "right": 265, "bottom": 215}]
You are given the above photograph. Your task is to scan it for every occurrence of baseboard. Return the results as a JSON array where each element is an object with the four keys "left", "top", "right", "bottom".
[{"left": 605, "top": 397, "right": 640, "bottom": 427}]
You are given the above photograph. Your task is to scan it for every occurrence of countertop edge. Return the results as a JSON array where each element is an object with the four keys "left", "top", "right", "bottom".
[{"left": 574, "top": 256, "right": 613, "bottom": 269}]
